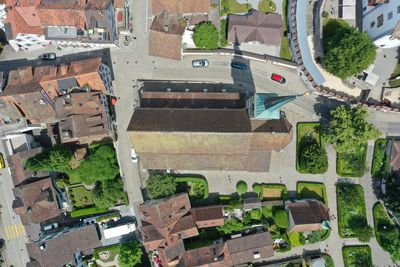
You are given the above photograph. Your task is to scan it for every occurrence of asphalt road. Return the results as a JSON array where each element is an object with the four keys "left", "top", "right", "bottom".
[{"left": 0, "top": 140, "right": 30, "bottom": 267}]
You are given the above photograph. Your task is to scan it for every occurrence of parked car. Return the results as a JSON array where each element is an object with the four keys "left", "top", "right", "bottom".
[
  {"left": 131, "top": 148, "right": 138, "bottom": 163},
  {"left": 231, "top": 61, "right": 247, "bottom": 70},
  {"left": 40, "top": 53, "right": 57, "bottom": 60},
  {"left": 192, "top": 59, "right": 209, "bottom": 68},
  {"left": 271, "top": 73, "right": 286, "bottom": 84},
  {"left": 0, "top": 153, "right": 5, "bottom": 169}
]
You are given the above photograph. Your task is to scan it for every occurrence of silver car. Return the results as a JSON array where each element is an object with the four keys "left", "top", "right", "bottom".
[{"left": 192, "top": 59, "right": 209, "bottom": 68}]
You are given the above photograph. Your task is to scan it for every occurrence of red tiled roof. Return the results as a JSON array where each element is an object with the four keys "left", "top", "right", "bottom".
[
  {"left": 226, "top": 232, "right": 274, "bottom": 265},
  {"left": 178, "top": 244, "right": 231, "bottom": 267},
  {"left": 36, "top": 8, "right": 86, "bottom": 28},
  {"left": 191, "top": 206, "right": 224, "bottom": 228},
  {"left": 26, "top": 225, "right": 101, "bottom": 267},
  {"left": 7, "top": 148, "right": 50, "bottom": 186},
  {"left": 149, "top": 12, "right": 185, "bottom": 61},
  {"left": 139, "top": 193, "right": 191, "bottom": 228},
  {"left": 228, "top": 10, "right": 283, "bottom": 46},
  {"left": 287, "top": 200, "right": 330, "bottom": 233},
  {"left": 12, "top": 177, "right": 60, "bottom": 224}
]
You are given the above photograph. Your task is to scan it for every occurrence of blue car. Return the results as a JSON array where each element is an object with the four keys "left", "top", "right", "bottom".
[{"left": 231, "top": 61, "right": 247, "bottom": 70}]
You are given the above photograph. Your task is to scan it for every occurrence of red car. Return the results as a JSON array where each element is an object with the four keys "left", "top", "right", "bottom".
[{"left": 271, "top": 73, "right": 286, "bottom": 84}]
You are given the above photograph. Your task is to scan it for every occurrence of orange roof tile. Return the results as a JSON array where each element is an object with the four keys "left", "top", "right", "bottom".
[{"left": 36, "top": 9, "right": 86, "bottom": 28}]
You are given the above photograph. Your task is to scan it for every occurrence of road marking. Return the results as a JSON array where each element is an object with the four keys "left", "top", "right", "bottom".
[{"left": 4, "top": 224, "right": 26, "bottom": 240}]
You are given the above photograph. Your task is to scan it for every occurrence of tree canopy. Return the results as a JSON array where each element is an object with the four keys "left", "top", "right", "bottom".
[
  {"left": 299, "top": 143, "right": 328, "bottom": 173},
  {"left": 146, "top": 173, "right": 177, "bottom": 199},
  {"left": 71, "top": 145, "right": 119, "bottom": 184},
  {"left": 383, "top": 175, "right": 400, "bottom": 219},
  {"left": 348, "top": 216, "right": 373, "bottom": 242},
  {"left": 193, "top": 22, "right": 219, "bottom": 49},
  {"left": 26, "top": 145, "right": 73, "bottom": 173},
  {"left": 236, "top": 181, "right": 248, "bottom": 194},
  {"left": 118, "top": 241, "right": 143, "bottom": 267},
  {"left": 323, "top": 19, "right": 376, "bottom": 79},
  {"left": 93, "top": 178, "right": 128, "bottom": 209},
  {"left": 325, "top": 106, "right": 381, "bottom": 154},
  {"left": 217, "top": 218, "right": 244, "bottom": 234}
]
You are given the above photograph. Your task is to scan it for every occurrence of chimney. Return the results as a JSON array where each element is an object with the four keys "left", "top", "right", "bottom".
[{"left": 59, "top": 64, "right": 68, "bottom": 77}]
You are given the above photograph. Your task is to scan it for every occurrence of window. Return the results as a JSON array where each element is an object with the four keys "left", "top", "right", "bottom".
[
  {"left": 398, "top": 5, "right": 400, "bottom": 14},
  {"left": 377, "top": 14, "right": 384, "bottom": 28},
  {"left": 370, "top": 21, "right": 375, "bottom": 28},
  {"left": 388, "top": 11, "right": 393, "bottom": 20}
]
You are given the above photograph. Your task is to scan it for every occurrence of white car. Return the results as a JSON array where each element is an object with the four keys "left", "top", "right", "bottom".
[
  {"left": 192, "top": 59, "right": 209, "bottom": 68},
  {"left": 131, "top": 148, "right": 138, "bottom": 163}
]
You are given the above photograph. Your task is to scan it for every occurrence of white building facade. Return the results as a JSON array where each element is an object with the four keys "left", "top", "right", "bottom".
[{"left": 362, "top": 0, "right": 400, "bottom": 48}]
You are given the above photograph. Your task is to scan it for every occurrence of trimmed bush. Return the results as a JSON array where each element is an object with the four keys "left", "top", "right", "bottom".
[
  {"left": 70, "top": 207, "right": 107, "bottom": 218},
  {"left": 236, "top": 181, "right": 248, "bottom": 194},
  {"left": 252, "top": 183, "right": 262, "bottom": 194},
  {"left": 273, "top": 207, "right": 289, "bottom": 229}
]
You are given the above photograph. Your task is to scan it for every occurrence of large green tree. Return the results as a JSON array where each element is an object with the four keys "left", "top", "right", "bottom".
[
  {"left": 93, "top": 178, "right": 128, "bottom": 209},
  {"left": 118, "top": 241, "right": 143, "bottom": 267},
  {"left": 323, "top": 19, "right": 376, "bottom": 78},
  {"left": 325, "top": 106, "right": 381, "bottom": 154},
  {"left": 193, "top": 22, "right": 219, "bottom": 49},
  {"left": 71, "top": 145, "right": 119, "bottom": 184},
  {"left": 26, "top": 144, "right": 73, "bottom": 173},
  {"left": 349, "top": 216, "right": 373, "bottom": 242},
  {"left": 299, "top": 143, "right": 328, "bottom": 173},
  {"left": 217, "top": 218, "right": 244, "bottom": 234},
  {"left": 383, "top": 175, "right": 400, "bottom": 218},
  {"left": 146, "top": 174, "right": 177, "bottom": 199}
]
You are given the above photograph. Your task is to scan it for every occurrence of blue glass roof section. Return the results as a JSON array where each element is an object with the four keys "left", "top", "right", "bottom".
[
  {"left": 255, "top": 93, "right": 300, "bottom": 119},
  {"left": 295, "top": 0, "right": 325, "bottom": 85}
]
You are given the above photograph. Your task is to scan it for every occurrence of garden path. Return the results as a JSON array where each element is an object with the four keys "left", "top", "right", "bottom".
[{"left": 95, "top": 255, "right": 119, "bottom": 267}]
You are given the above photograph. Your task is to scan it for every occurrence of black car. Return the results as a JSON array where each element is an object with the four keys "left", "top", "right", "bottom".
[
  {"left": 231, "top": 62, "right": 247, "bottom": 70},
  {"left": 40, "top": 53, "right": 57, "bottom": 60}
]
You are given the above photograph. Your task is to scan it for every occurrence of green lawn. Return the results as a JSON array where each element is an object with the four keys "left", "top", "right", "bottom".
[
  {"left": 221, "top": 0, "right": 251, "bottom": 15},
  {"left": 296, "top": 122, "right": 324, "bottom": 173},
  {"left": 336, "top": 143, "right": 367, "bottom": 177},
  {"left": 296, "top": 182, "right": 327, "bottom": 204},
  {"left": 184, "top": 228, "right": 220, "bottom": 250},
  {"left": 258, "top": 0, "right": 276, "bottom": 13},
  {"left": 68, "top": 172, "right": 83, "bottom": 185},
  {"left": 69, "top": 185, "right": 94, "bottom": 208},
  {"left": 260, "top": 184, "right": 288, "bottom": 200},
  {"left": 288, "top": 232, "right": 305, "bottom": 247},
  {"left": 93, "top": 244, "right": 120, "bottom": 263},
  {"left": 70, "top": 206, "right": 108, "bottom": 218},
  {"left": 391, "top": 62, "right": 400, "bottom": 78},
  {"left": 322, "top": 254, "right": 334, "bottom": 267},
  {"left": 388, "top": 79, "right": 400, "bottom": 87},
  {"left": 342, "top": 246, "right": 372, "bottom": 267},
  {"left": 371, "top": 139, "right": 390, "bottom": 177},
  {"left": 336, "top": 183, "right": 367, "bottom": 238},
  {"left": 280, "top": 0, "right": 292, "bottom": 60}
]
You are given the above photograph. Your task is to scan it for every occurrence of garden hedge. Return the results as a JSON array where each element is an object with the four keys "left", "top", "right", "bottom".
[{"left": 175, "top": 177, "right": 209, "bottom": 199}]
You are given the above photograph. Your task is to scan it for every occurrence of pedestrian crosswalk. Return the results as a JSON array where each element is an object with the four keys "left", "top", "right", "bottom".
[{"left": 4, "top": 223, "right": 26, "bottom": 240}]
